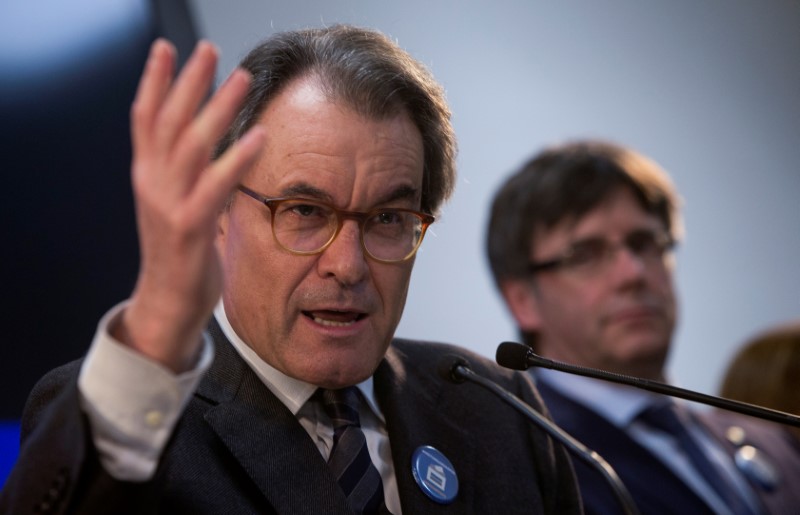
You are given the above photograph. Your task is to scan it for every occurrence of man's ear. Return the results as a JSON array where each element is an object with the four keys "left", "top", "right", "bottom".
[
  {"left": 499, "top": 279, "right": 542, "bottom": 332},
  {"left": 216, "top": 208, "right": 230, "bottom": 250}
]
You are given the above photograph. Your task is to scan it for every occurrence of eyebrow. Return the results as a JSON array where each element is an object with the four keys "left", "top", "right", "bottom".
[
  {"left": 278, "top": 183, "right": 330, "bottom": 200},
  {"left": 381, "top": 184, "right": 420, "bottom": 205},
  {"left": 277, "top": 182, "right": 420, "bottom": 208},
  {"left": 567, "top": 228, "right": 661, "bottom": 245}
]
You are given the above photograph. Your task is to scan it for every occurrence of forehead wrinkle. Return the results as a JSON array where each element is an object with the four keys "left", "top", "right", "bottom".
[{"left": 286, "top": 149, "right": 341, "bottom": 158}]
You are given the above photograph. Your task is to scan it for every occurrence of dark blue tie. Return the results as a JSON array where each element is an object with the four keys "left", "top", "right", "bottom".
[
  {"left": 638, "top": 402, "right": 756, "bottom": 515},
  {"left": 321, "top": 387, "right": 388, "bottom": 514}
]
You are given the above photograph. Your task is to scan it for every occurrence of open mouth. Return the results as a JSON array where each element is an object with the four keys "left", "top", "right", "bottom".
[{"left": 303, "top": 310, "right": 366, "bottom": 327}]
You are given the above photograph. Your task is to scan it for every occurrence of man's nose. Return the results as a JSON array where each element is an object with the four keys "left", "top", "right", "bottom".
[
  {"left": 316, "top": 220, "right": 369, "bottom": 285},
  {"left": 608, "top": 244, "right": 648, "bottom": 282}
]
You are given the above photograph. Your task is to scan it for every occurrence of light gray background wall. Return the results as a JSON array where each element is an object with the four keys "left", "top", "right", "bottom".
[{"left": 189, "top": 0, "right": 800, "bottom": 396}]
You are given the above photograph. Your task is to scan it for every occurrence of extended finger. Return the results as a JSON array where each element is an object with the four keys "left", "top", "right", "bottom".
[
  {"left": 169, "top": 68, "right": 253, "bottom": 190},
  {"left": 131, "top": 39, "right": 176, "bottom": 153},
  {"left": 154, "top": 40, "right": 220, "bottom": 155},
  {"left": 189, "top": 125, "right": 266, "bottom": 218}
]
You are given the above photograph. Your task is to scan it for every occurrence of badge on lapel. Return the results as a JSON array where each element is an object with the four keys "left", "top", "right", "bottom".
[
  {"left": 411, "top": 445, "right": 459, "bottom": 504},
  {"left": 726, "top": 426, "right": 780, "bottom": 491}
]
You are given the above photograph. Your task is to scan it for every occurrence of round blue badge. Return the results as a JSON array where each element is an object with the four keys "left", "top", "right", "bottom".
[
  {"left": 411, "top": 445, "right": 459, "bottom": 504},
  {"left": 735, "top": 445, "right": 779, "bottom": 492}
]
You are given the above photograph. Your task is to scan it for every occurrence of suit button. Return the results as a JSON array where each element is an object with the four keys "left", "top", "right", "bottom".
[
  {"left": 53, "top": 474, "right": 67, "bottom": 488},
  {"left": 35, "top": 468, "right": 70, "bottom": 513}
]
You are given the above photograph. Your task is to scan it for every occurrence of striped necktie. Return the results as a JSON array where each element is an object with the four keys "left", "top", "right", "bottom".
[
  {"left": 321, "top": 387, "right": 389, "bottom": 514},
  {"left": 638, "top": 402, "right": 756, "bottom": 515}
]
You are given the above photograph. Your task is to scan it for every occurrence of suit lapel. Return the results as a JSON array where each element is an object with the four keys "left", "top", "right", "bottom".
[
  {"left": 197, "top": 320, "right": 352, "bottom": 514},
  {"left": 375, "top": 342, "right": 477, "bottom": 514}
]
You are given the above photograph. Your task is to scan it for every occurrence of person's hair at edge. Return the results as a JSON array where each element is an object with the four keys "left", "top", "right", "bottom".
[
  {"left": 214, "top": 24, "right": 457, "bottom": 217},
  {"left": 485, "top": 139, "right": 683, "bottom": 348},
  {"left": 719, "top": 321, "right": 800, "bottom": 439}
]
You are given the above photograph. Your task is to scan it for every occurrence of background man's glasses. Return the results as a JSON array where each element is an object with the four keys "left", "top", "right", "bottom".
[
  {"left": 237, "top": 185, "right": 435, "bottom": 263},
  {"left": 529, "top": 229, "right": 675, "bottom": 277}
]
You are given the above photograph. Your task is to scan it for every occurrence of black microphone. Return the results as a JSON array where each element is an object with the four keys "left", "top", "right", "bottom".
[
  {"left": 496, "top": 341, "right": 800, "bottom": 428},
  {"left": 438, "top": 355, "right": 640, "bottom": 515}
]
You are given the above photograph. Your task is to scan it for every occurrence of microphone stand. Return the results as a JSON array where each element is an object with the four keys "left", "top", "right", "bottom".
[{"left": 449, "top": 362, "right": 640, "bottom": 515}]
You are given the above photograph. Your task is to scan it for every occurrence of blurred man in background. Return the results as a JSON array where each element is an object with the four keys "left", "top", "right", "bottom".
[{"left": 487, "top": 139, "right": 800, "bottom": 514}]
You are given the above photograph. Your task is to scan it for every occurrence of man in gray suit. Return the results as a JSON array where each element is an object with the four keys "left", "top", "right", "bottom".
[
  {"left": 487, "top": 140, "right": 800, "bottom": 514},
  {"left": 1, "top": 25, "right": 580, "bottom": 514}
]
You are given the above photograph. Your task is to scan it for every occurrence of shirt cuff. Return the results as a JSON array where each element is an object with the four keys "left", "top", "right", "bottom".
[{"left": 78, "top": 301, "right": 214, "bottom": 481}]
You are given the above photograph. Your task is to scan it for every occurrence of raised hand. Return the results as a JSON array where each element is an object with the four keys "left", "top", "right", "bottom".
[{"left": 113, "top": 39, "right": 265, "bottom": 372}]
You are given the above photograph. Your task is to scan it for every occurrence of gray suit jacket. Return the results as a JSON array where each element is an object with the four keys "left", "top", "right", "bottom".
[{"left": 1, "top": 320, "right": 581, "bottom": 514}]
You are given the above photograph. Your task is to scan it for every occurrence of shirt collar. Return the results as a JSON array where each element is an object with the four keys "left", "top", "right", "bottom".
[
  {"left": 536, "top": 367, "right": 662, "bottom": 427},
  {"left": 213, "top": 299, "right": 384, "bottom": 422}
]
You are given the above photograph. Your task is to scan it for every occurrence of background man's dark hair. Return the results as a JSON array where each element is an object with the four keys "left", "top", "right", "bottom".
[
  {"left": 215, "top": 24, "right": 457, "bottom": 216},
  {"left": 487, "top": 139, "right": 682, "bottom": 284}
]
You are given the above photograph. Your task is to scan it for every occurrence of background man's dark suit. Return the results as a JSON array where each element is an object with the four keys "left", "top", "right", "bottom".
[
  {"left": 1, "top": 321, "right": 580, "bottom": 514},
  {"left": 537, "top": 380, "right": 800, "bottom": 515}
]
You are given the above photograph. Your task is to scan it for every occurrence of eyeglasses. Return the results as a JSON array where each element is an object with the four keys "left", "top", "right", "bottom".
[
  {"left": 237, "top": 185, "right": 435, "bottom": 263},
  {"left": 529, "top": 229, "right": 675, "bottom": 276}
]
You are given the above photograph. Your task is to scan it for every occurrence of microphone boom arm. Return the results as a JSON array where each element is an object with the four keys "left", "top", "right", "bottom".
[
  {"left": 515, "top": 344, "right": 800, "bottom": 428},
  {"left": 451, "top": 363, "right": 641, "bottom": 515}
]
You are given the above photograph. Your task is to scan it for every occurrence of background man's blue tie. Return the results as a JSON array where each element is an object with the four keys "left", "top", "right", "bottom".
[
  {"left": 321, "top": 387, "right": 389, "bottom": 514},
  {"left": 638, "top": 402, "right": 757, "bottom": 515}
]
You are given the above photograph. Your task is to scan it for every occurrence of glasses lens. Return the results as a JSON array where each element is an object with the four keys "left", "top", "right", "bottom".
[
  {"left": 626, "top": 230, "right": 670, "bottom": 260},
  {"left": 272, "top": 199, "right": 337, "bottom": 253},
  {"left": 564, "top": 239, "right": 608, "bottom": 271},
  {"left": 363, "top": 210, "right": 425, "bottom": 261}
]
